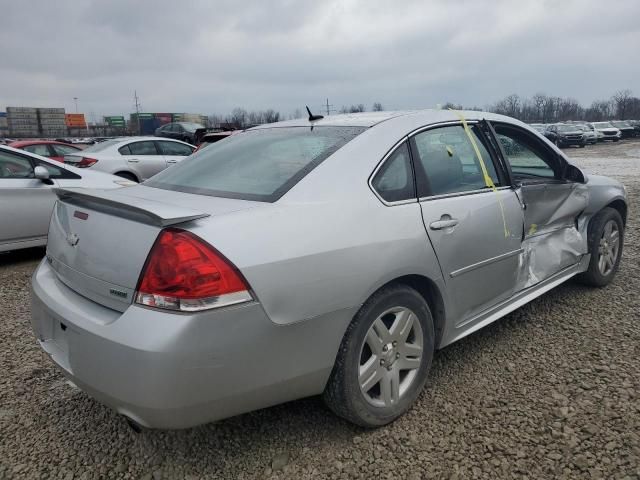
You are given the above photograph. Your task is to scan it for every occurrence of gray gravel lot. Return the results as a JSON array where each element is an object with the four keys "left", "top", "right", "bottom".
[{"left": 1, "top": 140, "right": 638, "bottom": 479}]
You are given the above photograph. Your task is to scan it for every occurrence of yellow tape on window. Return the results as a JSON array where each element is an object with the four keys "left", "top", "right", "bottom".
[{"left": 450, "top": 110, "right": 510, "bottom": 237}]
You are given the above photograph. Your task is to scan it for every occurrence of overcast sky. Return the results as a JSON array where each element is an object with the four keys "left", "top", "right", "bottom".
[{"left": 1, "top": 0, "right": 638, "bottom": 120}]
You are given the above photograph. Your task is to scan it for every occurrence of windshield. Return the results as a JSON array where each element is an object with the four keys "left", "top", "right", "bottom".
[
  {"left": 181, "top": 122, "right": 204, "bottom": 132},
  {"left": 557, "top": 125, "right": 580, "bottom": 132},
  {"left": 611, "top": 121, "right": 630, "bottom": 127},
  {"left": 593, "top": 122, "right": 613, "bottom": 128},
  {"left": 80, "top": 139, "right": 123, "bottom": 152},
  {"left": 145, "top": 126, "right": 366, "bottom": 202}
]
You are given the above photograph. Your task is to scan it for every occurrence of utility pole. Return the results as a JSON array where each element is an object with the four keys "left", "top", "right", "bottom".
[
  {"left": 134, "top": 90, "right": 142, "bottom": 135},
  {"left": 324, "top": 98, "right": 334, "bottom": 116}
]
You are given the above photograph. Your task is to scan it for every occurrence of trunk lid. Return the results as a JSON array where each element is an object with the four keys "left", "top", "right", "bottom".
[{"left": 46, "top": 186, "right": 262, "bottom": 312}]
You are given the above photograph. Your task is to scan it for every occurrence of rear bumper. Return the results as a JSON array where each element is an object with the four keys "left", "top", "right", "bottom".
[{"left": 31, "top": 258, "right": 349, "bottom": 428}]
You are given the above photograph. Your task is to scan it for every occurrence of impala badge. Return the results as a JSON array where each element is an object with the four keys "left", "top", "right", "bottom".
[{"left": 66, "top": 233, "right": 80, "bottom": 247}]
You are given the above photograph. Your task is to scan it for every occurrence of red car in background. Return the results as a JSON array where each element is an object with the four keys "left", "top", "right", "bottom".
[{"left": 8, "top": 140, "right": 82, "bottom": 162}]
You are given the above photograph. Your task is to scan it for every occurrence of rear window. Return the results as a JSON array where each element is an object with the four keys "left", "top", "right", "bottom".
[{"left": 145, "top": 126, "right": 366, "bottom": 202}]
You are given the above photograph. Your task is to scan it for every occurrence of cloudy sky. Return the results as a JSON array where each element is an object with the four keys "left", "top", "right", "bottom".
[{"left": 1, "top": 0, "right": 639, "bottom": 120}]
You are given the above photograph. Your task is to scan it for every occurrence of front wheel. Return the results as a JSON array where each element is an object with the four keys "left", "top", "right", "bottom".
[
  {"left": 577, "top": 207, "right": 624, "bottom": 287},
  {"left": 323, "top": 285, "right": 434, "bottom": 427}
]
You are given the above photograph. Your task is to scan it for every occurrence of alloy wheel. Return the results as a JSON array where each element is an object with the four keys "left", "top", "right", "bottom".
[
  {"left": 358, "top": 307, "right": 423, "bottom": 408},
  {"left": 598, "top": 220, "right": 620, "bottom": 276}
]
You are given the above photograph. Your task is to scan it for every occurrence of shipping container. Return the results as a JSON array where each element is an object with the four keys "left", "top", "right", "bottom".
[
  {"left": 7, "top": 107, "right": 37, "bottom": 113},
  {"left": 36, "top": 107, "right": 65, "bottom": 114}
]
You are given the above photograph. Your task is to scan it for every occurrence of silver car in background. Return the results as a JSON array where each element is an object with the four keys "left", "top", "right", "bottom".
[
  {"left": 31, "top": 110, "right": 627, "bottom": 429},
  {"left": 0, "top": 145, "right": 134, "bottom": 252},
  {"left": 63, "top": 137, "right": 195, "bottom": 183}
]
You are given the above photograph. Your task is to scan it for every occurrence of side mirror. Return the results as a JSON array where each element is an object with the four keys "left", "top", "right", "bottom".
[
  {"left": 564, "top": 164, "right": 586, "bottom": 183},
  {"left": 34, "top": 165, "right": 52, "bottom": 184}
]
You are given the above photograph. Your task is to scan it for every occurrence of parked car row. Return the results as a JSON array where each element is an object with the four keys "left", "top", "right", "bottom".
[{"left": 529, "top": 120, "right": 640, "bottom": 148}]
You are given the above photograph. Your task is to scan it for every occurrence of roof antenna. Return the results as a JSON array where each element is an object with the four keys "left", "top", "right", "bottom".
[{"left": 306, "top": 106, "right": 324, "bottom": 122}]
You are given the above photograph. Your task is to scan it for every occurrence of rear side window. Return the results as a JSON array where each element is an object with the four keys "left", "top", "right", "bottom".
[
  {"left": 371, "top": 142, "right": 415, "bottom": 202},
  {"left": 23, "top": 144, "right": 52, "bottom": 157},
  {"left": 145, "top": 126, "right": 366, "bottom": 202},
  {"left": 127, "top": 141, "right": 158, "bottom": 155},
  {"left": 52, "top": 144, "right": 80, "bottom": 156},
  {"left": 158, "top": 141, "right": 194, "bottom": 156}
]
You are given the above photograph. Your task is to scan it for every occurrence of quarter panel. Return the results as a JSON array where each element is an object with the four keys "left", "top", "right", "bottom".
[{"left": 186, "top": 198, "right": 444, "bottom": 326}]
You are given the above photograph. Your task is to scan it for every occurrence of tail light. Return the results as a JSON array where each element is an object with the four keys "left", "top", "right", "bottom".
[
  {"left": 135, "top": 228, "right": 252, "bottom": 312},
  {"left": 67, "top": 157, "right": 98, "bottom": 168}
]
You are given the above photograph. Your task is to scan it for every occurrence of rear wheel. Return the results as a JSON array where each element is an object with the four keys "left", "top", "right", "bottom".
[
  {"left": 323, "top": 285, "right": 434, "bottom": 427},
  {"left": 577, "top": 208, "right": 624, "bottom": 287},
  {"left": 115, "top": 172, "right": 138, "bottom": 183}
]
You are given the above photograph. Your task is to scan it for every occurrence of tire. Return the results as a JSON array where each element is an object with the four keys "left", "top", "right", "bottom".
[
  {"left": 579, "top": 143, "right": 586, "bottom": 148},
  {"left": 577, "top": 207, "right": 624, "bottom": 287},
  {"left": 323, "top": 284, "right": 434, "bottom": 427},
  {"left": 613, "top": 138, "right": 619, "bottom": 142},
  {"left": 115, "top": 172, "right": 138, "bottom": 183}
]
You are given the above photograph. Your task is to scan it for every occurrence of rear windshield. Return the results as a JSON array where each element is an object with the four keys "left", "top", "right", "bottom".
[{"left": 145, "top": 126, "right": 366, "bottom": 202}]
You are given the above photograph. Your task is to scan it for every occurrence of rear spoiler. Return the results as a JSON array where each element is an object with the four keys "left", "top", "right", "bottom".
[{"left": 54, "top": 188, "right": 210, "bottom": 227}]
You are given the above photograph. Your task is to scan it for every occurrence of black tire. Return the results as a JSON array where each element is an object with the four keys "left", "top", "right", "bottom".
[
  {"left": 613, "top": 138, "right": 620, "bottom": 142},
  {"left": 577, "top": 207, "right": 624, "bottom": 287},
  {"left": 323, "top": 284, "right": 434, "bottom": 427},
  {"left": 115, "top": 172, "right": 138, "bottom": 183}
]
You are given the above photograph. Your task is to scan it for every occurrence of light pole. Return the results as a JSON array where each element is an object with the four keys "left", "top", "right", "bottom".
[{"left": 73, "top": 97, "right": 78, "bottom": 113}]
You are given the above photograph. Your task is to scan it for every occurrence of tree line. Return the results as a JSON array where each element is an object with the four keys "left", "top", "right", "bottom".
[
  {"left": 207, "top": 90, "right": 639, "bottom": 129},
  {"left": 483, "top": 90, "right": 639, "bottom": 123}
]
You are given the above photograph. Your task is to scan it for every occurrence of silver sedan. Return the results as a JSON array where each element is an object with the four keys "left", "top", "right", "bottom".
[
  {"left": 0, "top": 145, "right": 134, "bottom": 253},
  {"left": 31, "top": 110, "right": 627, "bottom": 429},
  {"left": 63, "top": 137, "right": 195, "bottom": 183}
]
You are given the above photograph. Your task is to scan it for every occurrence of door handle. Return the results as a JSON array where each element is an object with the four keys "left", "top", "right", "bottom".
[
  {"left": 127, "top": 158, "right": 139, "bottom": 163},
  {"left": 429, "top": 217, "right": 459, "bottom": 230},
  {"left": 167, "top": 160, "right": 178, "bottom": 164}
]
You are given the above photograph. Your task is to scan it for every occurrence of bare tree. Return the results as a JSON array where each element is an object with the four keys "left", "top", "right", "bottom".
[
  {"left": 372, "top": 102, "right": 384, "bottom": 111},
  {"left": 612, "top": 89, "right": 633, "bottom": 119}
]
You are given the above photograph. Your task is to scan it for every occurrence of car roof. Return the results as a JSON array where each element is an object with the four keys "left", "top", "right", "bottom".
[
  {"left": 8, "top": 140, "right": 78, "bottom": 147},
  {"left": 249, "top": 109, "right": 525, "bottom": 131}
]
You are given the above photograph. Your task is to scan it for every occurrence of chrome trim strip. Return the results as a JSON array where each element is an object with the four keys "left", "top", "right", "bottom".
[
  {"left": 419, "top": 186, "right": 512, "bottom": 202},
  {"left": 443, "top": 256, "right": 590, "bottom": 347},
  {"left": 449, "top": 248, "right": 523, "bottom": 278}
]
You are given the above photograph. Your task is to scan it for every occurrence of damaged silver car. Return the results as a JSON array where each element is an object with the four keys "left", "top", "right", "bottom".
[{"left": 30, "top": 110, "right": 627, "bottom": 429}]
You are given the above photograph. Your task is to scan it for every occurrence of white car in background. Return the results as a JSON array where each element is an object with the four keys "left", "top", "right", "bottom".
[
  {"left": 576, "top": 123, "right": 599, "bottom": 144},
  {"left": 0, "top": 145, "right": 134, "bottom": 252},
  {"left": 592, "top": 122, "right": 622, "bottom": 142},
  {"left": 63, "top": 137, "right": 195, "bottom": 183}
]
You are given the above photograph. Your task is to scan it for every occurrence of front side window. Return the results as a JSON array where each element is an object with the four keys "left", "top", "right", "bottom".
[
  {"left": 0, "top": 150, "right": 33, "bottom": 178},
  {"left": 371, "top": 142, "right": 415, "bottom": 202},
  {"left": 145, "top": 126, "right": 366, "bottom": 202},
  {"left": 33, "top": 158, "right": 79, "bottom": 179},
  {"left": 493, "top": 125, "right": 557, "bottom": 179},
  {"left": 158, "top": 141, "right": 194, "bottom": 156},
  {"left": 127, "top": 141, "right": 158, "bottom": 156},
  {"left": 412, "top": 125, "right": 501, "bottom": 196}
]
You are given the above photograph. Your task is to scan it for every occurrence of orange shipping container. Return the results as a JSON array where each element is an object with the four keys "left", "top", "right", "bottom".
[{"left": 65, "top": 113, "right": 86, "bottom": 127}]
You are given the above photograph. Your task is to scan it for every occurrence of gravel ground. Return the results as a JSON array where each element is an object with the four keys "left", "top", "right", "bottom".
[{"left": 1, "top": 140, "right": 638, "bottom": 479}]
